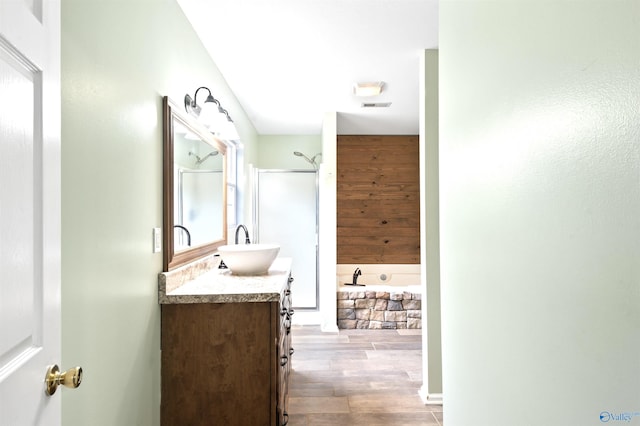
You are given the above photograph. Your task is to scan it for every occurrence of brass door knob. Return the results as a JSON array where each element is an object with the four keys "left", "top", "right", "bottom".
[{"left": 45, "top": 365, "right": 83, "bottom": 396}]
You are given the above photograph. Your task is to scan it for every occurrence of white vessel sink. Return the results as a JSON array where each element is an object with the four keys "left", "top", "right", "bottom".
[{"left": 217, "top": 244, "right": 280, "bottom": 275}]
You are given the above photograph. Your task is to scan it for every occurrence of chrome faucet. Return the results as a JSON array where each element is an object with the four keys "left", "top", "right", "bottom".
[{"left": 234, "top": 224, "right": 251, "bottom": 244}]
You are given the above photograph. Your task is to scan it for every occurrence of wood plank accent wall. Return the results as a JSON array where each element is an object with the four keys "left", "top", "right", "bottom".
[{"left": 337, "top": 135, "right": 420, "bottom": 264}]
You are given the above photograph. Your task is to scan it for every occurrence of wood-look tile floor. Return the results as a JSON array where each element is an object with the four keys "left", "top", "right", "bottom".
[{"left": 287, "top": 325, "right": 443, "bottom": 426}]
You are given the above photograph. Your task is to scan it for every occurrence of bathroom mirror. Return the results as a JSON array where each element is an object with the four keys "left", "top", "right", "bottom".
[{"left": 163, "top": 96, "right": 227, "bottom": 271}]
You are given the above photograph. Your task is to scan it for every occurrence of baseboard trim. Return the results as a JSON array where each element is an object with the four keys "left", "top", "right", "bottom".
[
  {"left": 291, "top": 310, "right": 321, "bottom": 325},
  {"left": 320, "top": 323, "right": 339, "bottom": 333},
  {"left": 419, "top": 386, "right": 443, "bottom": 405}
]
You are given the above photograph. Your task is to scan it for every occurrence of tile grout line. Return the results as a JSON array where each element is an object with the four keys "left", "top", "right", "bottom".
[{"left": 432, "top": 410, "right": 442, "bottom": 426}]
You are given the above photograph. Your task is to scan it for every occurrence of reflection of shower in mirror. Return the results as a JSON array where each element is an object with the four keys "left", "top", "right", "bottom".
[
  {"left": 293, "top": 151, "right": 322, "bottom": 169},
  {"left": 189, "top": 150, "right": 218, "bottom": 165}
]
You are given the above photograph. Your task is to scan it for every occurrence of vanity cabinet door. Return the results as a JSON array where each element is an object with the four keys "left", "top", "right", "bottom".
[{"left": 161, "top": 302, "right": 278, "bottom": 426}]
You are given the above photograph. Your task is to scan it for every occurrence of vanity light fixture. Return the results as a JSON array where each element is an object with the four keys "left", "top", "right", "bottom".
[
  {"left": 185, "top": 87, "right": 218, "bottom": 126},
  {"left": 353, "top": 81, "right": 384, "bottom": 97},
  {"left": 184, "top": 86, "right": 240, "bottom": 140}
]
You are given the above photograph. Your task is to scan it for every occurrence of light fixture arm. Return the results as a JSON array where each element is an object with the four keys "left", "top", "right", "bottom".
[{"left": 184, "top": 86, "right": 221, "bottom": 116}]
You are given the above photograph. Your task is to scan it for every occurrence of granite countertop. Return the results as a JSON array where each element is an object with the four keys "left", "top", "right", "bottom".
[{"left": 158, "top": 257, "right": 292, "bottom": 304}]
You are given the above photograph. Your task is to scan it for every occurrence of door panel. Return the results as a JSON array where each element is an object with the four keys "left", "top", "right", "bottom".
[
  {"left": 0, "top": 0, "right": 61, "bottom": 424},
  {"left": 0, "top": 43, "right": 40, "bottom": 362}
]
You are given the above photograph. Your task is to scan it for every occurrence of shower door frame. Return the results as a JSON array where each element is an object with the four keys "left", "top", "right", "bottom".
[{"left": 253, "top": 168, "right": 319, "bottom": 311}]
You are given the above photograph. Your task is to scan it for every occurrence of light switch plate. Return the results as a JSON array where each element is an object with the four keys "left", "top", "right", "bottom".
[{"left": 153, "top": 228, "right": 162, "bottom": 253}]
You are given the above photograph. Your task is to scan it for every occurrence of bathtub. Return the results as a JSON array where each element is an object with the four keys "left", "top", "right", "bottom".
[{"left": 336, "top": 264, "right": 422, "bottom": 330}]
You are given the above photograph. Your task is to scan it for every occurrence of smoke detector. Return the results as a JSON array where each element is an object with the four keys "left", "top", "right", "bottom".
[{"left": 353, "top": 81, "right": 384, "bottom": 97}]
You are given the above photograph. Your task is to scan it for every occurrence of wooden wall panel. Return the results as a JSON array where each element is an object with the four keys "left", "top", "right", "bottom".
[{"left": 337, "top": 135, "right": 420, "bottom": 264}]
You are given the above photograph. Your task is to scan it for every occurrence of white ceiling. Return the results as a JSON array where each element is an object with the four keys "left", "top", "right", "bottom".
[{"left": 177, "top": 0, "right": 439, "bottom": 135}]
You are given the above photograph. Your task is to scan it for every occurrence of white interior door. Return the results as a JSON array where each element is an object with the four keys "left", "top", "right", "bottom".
[
  {"left": 0, "top": 0, "right": 61, "bottom": 424},
  {"left": 255, "top": 170, "right": 318, "bottom": 310}
]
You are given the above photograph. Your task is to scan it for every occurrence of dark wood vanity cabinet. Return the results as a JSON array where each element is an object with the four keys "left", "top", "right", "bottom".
[{"left": 161, "top": 276, "right": 293, "bottom": 426}]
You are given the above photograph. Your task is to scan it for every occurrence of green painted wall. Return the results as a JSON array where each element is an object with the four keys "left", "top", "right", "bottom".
[
  {"left": 256, "top": 134, "right": 322, "bottom": 169},
  {"left": 440, "top": 1, "right": 640, "bottom": 424},
  {"left": 61, "top": 0, "right": 257, "bottom": 424},
  {"left": 420, "top": 49, "right": 442, "bottom": 399}
]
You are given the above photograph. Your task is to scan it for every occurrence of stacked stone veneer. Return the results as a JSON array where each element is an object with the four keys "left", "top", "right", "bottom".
[{"left": 337, "top": 290, "right": 422, "bottom": 329}]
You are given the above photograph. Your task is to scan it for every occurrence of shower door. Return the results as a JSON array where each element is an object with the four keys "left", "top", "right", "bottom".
[{"left": 254, "top": 170, "right": 318, "bottom": 310}]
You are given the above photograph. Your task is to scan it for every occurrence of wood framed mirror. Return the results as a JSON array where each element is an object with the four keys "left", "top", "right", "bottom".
[{"left": 163, "top": 96, "right": 227, "bottom": 271}]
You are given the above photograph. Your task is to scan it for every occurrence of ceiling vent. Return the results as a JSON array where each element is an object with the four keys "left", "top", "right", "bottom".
[{"left": 361, "top": 102, "right": 392, "bottom": 108}]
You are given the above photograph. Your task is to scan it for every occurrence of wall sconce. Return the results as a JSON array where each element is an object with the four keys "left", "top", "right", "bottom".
[{"left": 184, "top": 86, "right": 240, "bottom": 141}]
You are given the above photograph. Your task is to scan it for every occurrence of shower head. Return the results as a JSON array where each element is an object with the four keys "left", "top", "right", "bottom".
[
  {"left": 293, "top": 151, "right": 322, "bottom": 169},
  {"left": 189, "top": 150, "right": 219, "bottom": 165},
  {"left": 293, "top": 151, "right": 310, "bottom": 161}
]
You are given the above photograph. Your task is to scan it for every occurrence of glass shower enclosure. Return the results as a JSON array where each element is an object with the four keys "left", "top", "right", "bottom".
[{"left": 253, "top": 169, "right": 319, "bottom": 311}]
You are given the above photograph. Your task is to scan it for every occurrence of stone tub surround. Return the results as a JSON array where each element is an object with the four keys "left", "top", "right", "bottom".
[
  {"left": 158, "top": 257, "right": 292, "bottom": 304},
  {"left": 337, "top": 287, "right": 422, "bottom": 329}
]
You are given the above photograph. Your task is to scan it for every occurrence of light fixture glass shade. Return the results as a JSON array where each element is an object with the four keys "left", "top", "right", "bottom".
[
  {"left": 217, "top": 118, "right": 239, "bottom": 140},
  {"left": 210, "top": 105, "right": 228, "bottom": 129},
  {"left": 198, "top": 96, "right": 218, "bottom": 127}
]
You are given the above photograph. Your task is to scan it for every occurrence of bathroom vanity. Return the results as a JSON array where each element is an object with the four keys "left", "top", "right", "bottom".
[{"left": 158, "top": 257, "right": 293, "bottom": 426}]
